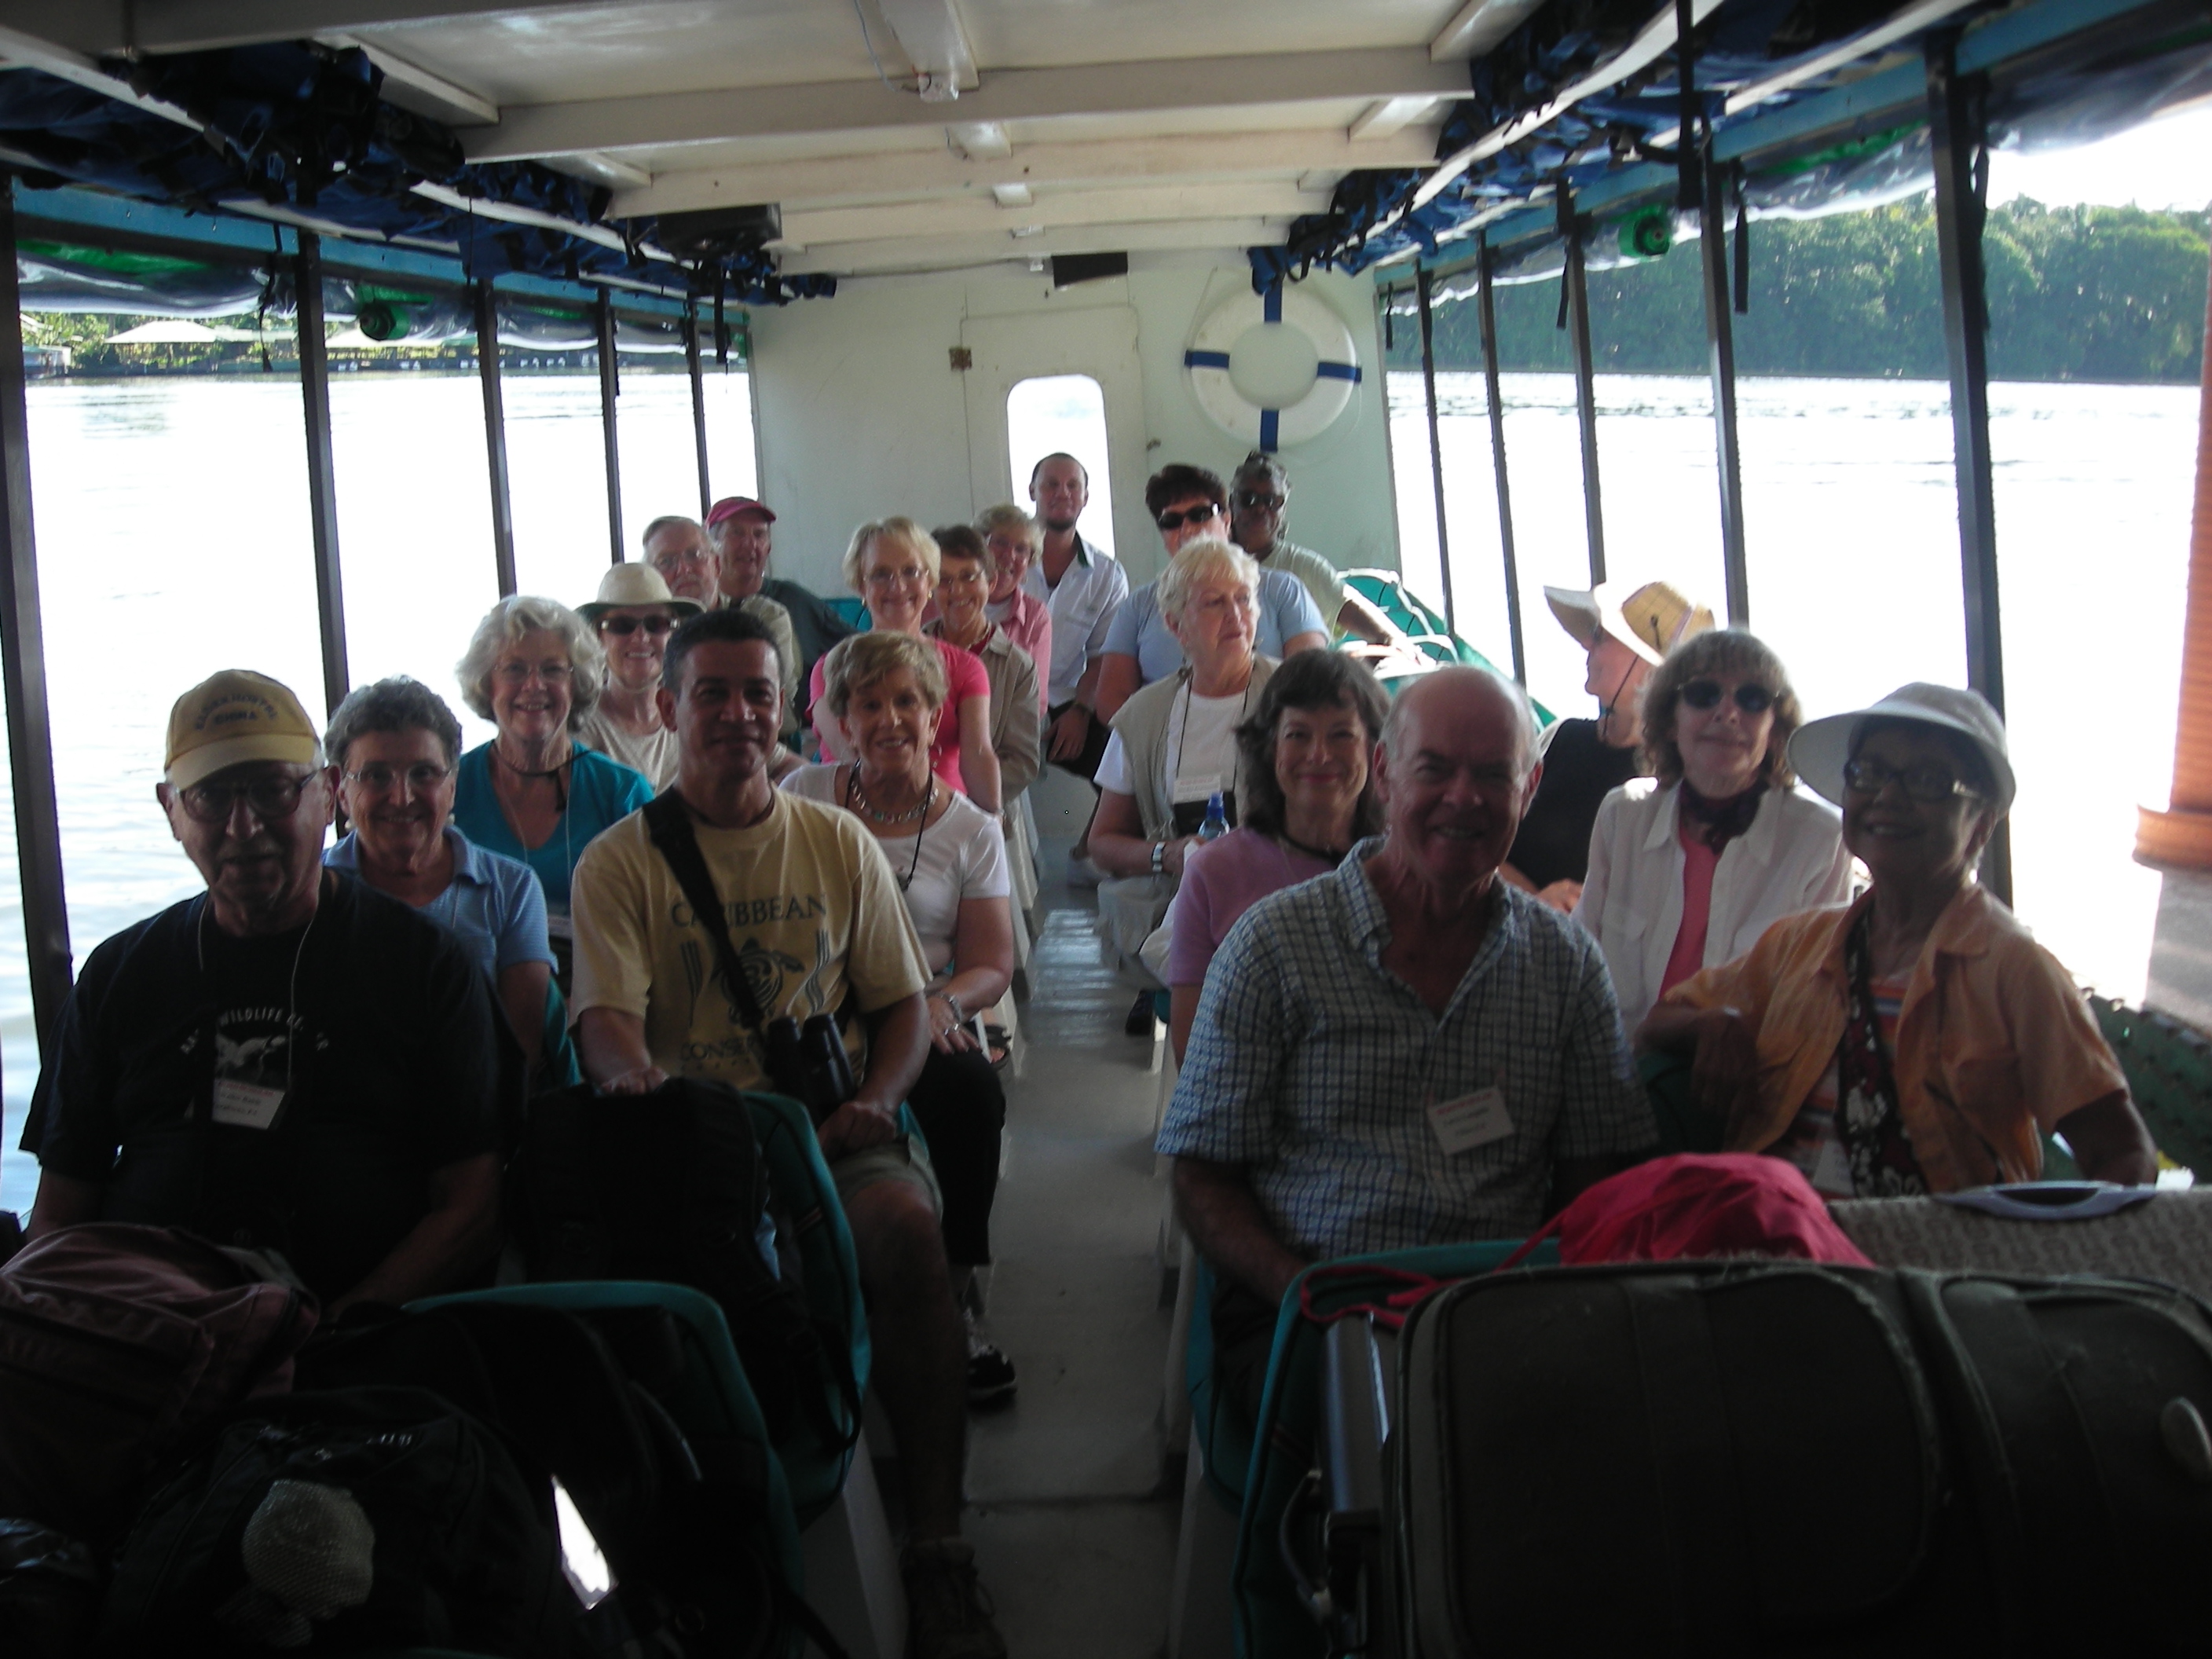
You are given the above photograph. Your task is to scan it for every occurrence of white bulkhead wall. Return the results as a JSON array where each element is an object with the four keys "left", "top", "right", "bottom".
[{"left": 746, "top": 262, "right": 1401, "bottom": 597}]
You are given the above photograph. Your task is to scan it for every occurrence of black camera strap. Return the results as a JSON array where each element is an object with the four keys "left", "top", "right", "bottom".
[{"left": 643, "top": 789, "right": 770, "bottom": 1036}]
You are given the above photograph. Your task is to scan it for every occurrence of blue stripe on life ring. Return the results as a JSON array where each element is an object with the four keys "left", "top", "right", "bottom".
[
  {"left": 1259, "top": 408, "right": 1280, "bottom": 451},
  {"left": 1262, "top": 286, "right": 1283, "bottom": 324},
  {"left": 1185, "top": 350, "right": 1232, "bottom": 369},
  {"left": 1314, "top": 361, "right": 1363, "bottom": 383}
]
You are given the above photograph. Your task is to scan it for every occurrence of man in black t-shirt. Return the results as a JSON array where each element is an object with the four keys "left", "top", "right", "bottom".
[{"left": 22, "top": 670, "right": 503, "bottom": 1313}]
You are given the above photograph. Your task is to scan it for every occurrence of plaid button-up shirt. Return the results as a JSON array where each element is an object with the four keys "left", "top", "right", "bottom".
[{"left": 1158, "top": 840, "right": 1653, "bottom": 1258}]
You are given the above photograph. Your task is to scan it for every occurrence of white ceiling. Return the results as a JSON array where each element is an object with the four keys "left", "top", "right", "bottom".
[{"left": 0, "top": 0, "right": 1540, "bottom": 277}]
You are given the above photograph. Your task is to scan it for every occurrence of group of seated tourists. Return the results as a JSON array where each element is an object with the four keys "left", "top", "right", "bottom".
[{"left": 8, "top": 448, "right": 2165, "bottom": 1658}]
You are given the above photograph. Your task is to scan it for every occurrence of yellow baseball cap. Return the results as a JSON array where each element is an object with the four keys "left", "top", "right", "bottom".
[{"left": 164, "top": 670, "right": 323, "bottom": 791}]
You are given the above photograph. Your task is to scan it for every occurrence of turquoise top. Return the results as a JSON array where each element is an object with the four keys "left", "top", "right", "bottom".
[{"left": 450, "top": 741, "right": 654, "bottom": 912}]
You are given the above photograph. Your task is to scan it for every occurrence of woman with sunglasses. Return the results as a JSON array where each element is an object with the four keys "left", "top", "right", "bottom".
[
  {"left": 1090, "top": 463, "right": 1328, "bottom": 725},
  {"left": 574, "top": 563, "right": 699, "bottom": 788},
  {"left": 1577, "top": 629, "right": 1851, "bottom": 1032},
  {"left": 1640, "top": 683, "right": 2157, "bottom": 1194}
]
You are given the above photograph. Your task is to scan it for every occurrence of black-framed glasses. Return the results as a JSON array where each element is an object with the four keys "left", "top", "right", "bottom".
[
  {"left": 1156, "top": 504, "right": 1221, "bottom": 533},
  {"left": 599, "top": 614, "right": 673, "bottom": 637},
  {"left": 1841, "top": 757, "right": 1981, "bottom": 804},
  {"left": 1679, "top": 679, "right": 1774, "bottom": 715},
  {"left": 176, "top": 773, "right": 313, "bottom": 823},
  {"left": 342, "top": 762, "right": 453, "bottom": 793},
  {"left": 1235, "top": 490, "right": 1284, "bottom": 511}
]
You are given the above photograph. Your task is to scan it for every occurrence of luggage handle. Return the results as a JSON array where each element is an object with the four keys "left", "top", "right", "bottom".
[{"left": 1935, "top": 1181, "right": 2158, "bottom": 1223}]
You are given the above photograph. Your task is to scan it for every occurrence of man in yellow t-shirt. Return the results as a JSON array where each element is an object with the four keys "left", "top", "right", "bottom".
[{"left": 570, "top": 607, "right": 1005, "bottom": 1659}]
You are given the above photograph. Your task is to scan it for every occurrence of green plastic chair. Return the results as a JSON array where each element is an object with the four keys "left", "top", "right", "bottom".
[{"left": 1341, "top": 569, "right": 1555, "bottom": 723}]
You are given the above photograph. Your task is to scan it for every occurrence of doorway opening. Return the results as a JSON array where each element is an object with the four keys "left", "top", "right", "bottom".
[{"left": 1006, "top": 374, "right": 1114, "bottom": 559}]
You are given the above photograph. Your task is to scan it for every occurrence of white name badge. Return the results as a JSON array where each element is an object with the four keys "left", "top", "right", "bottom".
[
  {"left": 1426, "top": 1087, "right": 1514, "bottom": 1157},
  {"left": 1175, "top": 773, "right": 1225, "bottom": 800},
  {"left": 212, "top": 1079, "right": 287, "bottom": 1130}
]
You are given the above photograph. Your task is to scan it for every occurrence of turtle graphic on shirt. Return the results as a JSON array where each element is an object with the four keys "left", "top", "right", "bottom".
[{"left": 731, "top": 936, "right": 805, "bottom": 1021}]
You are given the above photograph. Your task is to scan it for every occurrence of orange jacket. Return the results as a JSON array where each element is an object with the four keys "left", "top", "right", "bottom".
[{"left": 1659, "top": 884, "right": 2128, "bottom": 1191}]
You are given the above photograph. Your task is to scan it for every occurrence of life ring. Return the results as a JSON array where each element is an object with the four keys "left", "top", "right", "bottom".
[{"left": 1183, "top": 286, "right": 1361, "bottom": 452}]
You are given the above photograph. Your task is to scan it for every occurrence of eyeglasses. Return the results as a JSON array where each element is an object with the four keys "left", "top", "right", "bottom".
[
  {"left": 342, "top": 763, "right": 452, "bottom": 793},
  {"left": 1679, "top": 679, "right": 1774, "bottom": 715},
  {"left": 1235, "top": 490, "right": 1285, "bottom": 512},
  {"left": 495, "top": 660, "right": 573, "bottom": 684},
  {"left": 1156, "top": 504, "right": 1222, "bottom": 533},
  {"left": 599, "top": 614, "right": 673, "bottom": 637},
  {"left": 865, "top": 563, "right": 930, "bottom": 589},
  {"left": 1841, "top": 757, "right": 1981, "bottom": 804},
  {"left": 176, "top": 773, "right": 313, "bottom": 823}
]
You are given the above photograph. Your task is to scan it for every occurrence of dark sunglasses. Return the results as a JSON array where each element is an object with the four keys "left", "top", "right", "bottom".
[
  {"left": 599, "top": 614, "right": 674, "bottom": 636},
  {"left": 1679, "top": 679, "right": 1774, "bottom": 715},
  {"left": 1235, "top": 490, "right": 1284, "bottom": 511},
  {"left": 1155, "top": 504, "right": 1221, "bottom": 533}
]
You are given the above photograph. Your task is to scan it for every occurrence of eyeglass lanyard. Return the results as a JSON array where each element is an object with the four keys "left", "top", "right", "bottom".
[{"left": 1169, "top": 667, "right": 1256, "bottom": 813}]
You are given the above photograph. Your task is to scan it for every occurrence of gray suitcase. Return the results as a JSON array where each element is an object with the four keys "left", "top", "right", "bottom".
[{"left": 1307, "top": 1262, "right": 2212, "bottom": 1657}]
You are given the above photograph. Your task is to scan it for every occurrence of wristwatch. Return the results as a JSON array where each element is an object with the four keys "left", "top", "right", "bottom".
[
  {"left": 1150, "top": 840, "right": 1166, "bottom": 874},
  {"left": 942, "top": 991, "right": 968, "bottom": 1027}
]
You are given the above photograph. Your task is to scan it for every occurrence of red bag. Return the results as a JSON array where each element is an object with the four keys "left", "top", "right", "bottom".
[
  {"left": 0, "top": 1224, "right": 318, "bottom": 1540},
  {"left": 1499, "top": 1153, "right": 1871, "bottom": 1271}
]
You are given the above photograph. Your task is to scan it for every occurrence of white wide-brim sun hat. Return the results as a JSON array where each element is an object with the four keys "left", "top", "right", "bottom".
[
  {"left": 1543, "top": 580, "right": 1714, "bottom": 667},
  {"left": 1788, "top": 682, "right": 2016, "bottom": 813}
]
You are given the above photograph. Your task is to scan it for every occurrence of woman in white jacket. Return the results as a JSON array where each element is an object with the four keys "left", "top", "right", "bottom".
[{"left": 1576, "top": 629, "right": 1853, "bottom": 1031}]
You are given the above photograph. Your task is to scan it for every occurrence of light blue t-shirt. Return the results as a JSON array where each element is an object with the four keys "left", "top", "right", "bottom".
[
  {"left": 1102, "top": 566, "right": 1326, "bottom": 683},
  {"left": 450, "top": 742, "right": 654, "bottom": 912},
  {"left": 324, "top": 825, "right": 553, "bottom": 986}
]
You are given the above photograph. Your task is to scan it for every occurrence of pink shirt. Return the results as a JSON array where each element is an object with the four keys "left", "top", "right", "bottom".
[
  {"left": 1659, "top": 817, "right": 1720, "bottom": 1001},
  {"left": 810, "top": 635, "right": 991, "bottom": 796},
  {"left": 1166, "top": 828, "right": 1335, "bottom": 988},
  {"left": 989, "top": 588, "right": 1053, "bottom": 716}
]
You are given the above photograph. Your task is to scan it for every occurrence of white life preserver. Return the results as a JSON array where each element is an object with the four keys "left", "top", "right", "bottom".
[{"left": 1183, "top": 285, "right": 1362, "bottom": 452}]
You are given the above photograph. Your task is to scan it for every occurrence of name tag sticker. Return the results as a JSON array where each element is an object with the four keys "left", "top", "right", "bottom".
[
  {"left": 1176, "top": 773, "right": 1225, "bottom": 799},
  {"left": 212, "top": 1079, "right": 286, "bottom": 1130},
  {"left": 1426, "top": 1087, "right": 1514, "bottom": 1156}
]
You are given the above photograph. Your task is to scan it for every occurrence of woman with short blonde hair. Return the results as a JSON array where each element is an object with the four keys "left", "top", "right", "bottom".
[
  {"left": 449, "top": 594, "right": 653, "bottom": 979},
  {"left": 973, "top": 505, "right": 1051, "bottom": 717},
  {"left": 926, "top": 524, "right": 1042, "bottom": 808},
  {"left": 811, "top": 518, "right": 1002, "bottom": 812}
]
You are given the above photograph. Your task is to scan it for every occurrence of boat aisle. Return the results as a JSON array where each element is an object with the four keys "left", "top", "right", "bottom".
[{"left": 961, "top": 820, "right": 1181, "bottom": 1657}]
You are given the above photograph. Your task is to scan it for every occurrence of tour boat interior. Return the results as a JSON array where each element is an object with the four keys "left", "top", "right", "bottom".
[{"left": 2, "top": 1, "right": 2212, "bottom": 1656}]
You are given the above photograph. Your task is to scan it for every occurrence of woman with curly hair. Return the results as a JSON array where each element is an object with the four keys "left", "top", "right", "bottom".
[{"left": 1575, "top": 628, "right": 1851, "bottom": 1031}]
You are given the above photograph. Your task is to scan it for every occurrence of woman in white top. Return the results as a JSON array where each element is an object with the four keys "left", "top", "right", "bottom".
[
  {"left": 575, "top": 562, "right": 698, "bottom": 788},
  {"left": 1577, "top": 628, "right": 1853, "bottom": 1032},
  {"left": 782, "top": 631, "right": 1019, "bottom": 1404}
]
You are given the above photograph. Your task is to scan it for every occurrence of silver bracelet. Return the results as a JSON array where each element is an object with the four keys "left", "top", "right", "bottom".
[{"left": 942, "top": 990, "right": 968, "bottom": 1027}]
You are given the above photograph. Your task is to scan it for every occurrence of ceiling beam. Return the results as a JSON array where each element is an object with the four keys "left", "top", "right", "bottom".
[
  {"left": 1, "top": 0, "right": 612, "bottom": 57},
  {"left": 0, "top": 21, "right": 200, "bottom": 128},
  {"left": 318, "top": 31, "right": 498, "bottom": 125},
  {"left": 777, "top": 181, "right": 1330, "bottom": 248},
  {"left": 778, "top": 216, "right": 1288, "bottom": 276},
  {"left": 1349, "top": 95, "right": 1441, "bottom": 141},
  {"left": 607, "top": 126, "right": 1441, "bottom": 218},
  {"left": 464, "top": 48, "right": 1474, "bottom": 163},
  {"left": 877, "top": 0, "right": 977, "bottom": 98},
  {"left": 1429, "top": 0, "right": 1547, "bottom": 62}
]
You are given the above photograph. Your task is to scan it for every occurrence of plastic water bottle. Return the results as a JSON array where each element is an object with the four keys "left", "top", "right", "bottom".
[{"left": 1198, "top": 791, "right": 1229, "bottom": 843}]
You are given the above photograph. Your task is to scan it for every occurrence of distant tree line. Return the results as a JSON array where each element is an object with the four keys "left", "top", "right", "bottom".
[{"left": 1387, "top": 198, "right": 2211, "bottom": 383}]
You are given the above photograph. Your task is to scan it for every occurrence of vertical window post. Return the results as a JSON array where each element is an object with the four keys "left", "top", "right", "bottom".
[
  {"left": 1559, "top": 187, "right": 1606, "bottom": 585},
  {"left": 295, "top": 230, "right": 349, "bottom": 716},
  {"left": 595, "top": 288, "right": 622, "bottom": 564},
  {"left": 0, "top": 177, "right": 72, "bottom": 1049},
  {"left": 1701, "top": 149, "right": 1749, "bottom": 625},
  {"left": 1415, "top": 262, "right": 1456, "bottom": 632},
  {"left": 687, "top": 301, "right": 712, "bottom": 518},
  {"left": 474, "top": 279, "right": 517, "bottom": 598},
  {"left": 1475, "top": 233, "right": 1525, "bottom": 683},
  {"left": 1926, "top": 32, "right": 2009, "bottom": 903}
]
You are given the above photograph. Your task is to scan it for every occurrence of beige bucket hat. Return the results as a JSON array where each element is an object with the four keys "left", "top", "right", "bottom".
[
  {"left": 578, "top": 562, "right": 702, "bottom": 624},
  {"left": 1544, "top": 580, "right": 1714, "bottom": 667}
]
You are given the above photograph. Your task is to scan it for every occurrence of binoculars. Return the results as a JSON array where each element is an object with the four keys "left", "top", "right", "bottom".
[{"left": 765, "top": 1012, "right": 855, "bottom": 1124}]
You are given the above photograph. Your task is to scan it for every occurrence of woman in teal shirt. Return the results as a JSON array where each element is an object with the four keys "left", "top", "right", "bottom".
[{"left": 451, "top": 594, "right": 654, "bottom": 983}]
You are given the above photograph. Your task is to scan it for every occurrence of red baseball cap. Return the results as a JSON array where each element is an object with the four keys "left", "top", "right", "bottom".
[{"left": 707, "top": 496, "right": 776, "bottom": 528}]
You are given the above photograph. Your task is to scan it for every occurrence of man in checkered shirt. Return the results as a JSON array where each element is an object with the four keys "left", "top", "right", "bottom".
[{"left": 1159, "top": 666, "right": 1655, "bottom": 1414}]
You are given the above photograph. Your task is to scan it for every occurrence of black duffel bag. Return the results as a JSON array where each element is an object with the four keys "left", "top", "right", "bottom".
[
  {"left": 1373, "top": 1264, "right": 2212, "bottom": 1657},
  {"left": 511, "top": 1077, "right": 858, "bottom": 1456}
]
